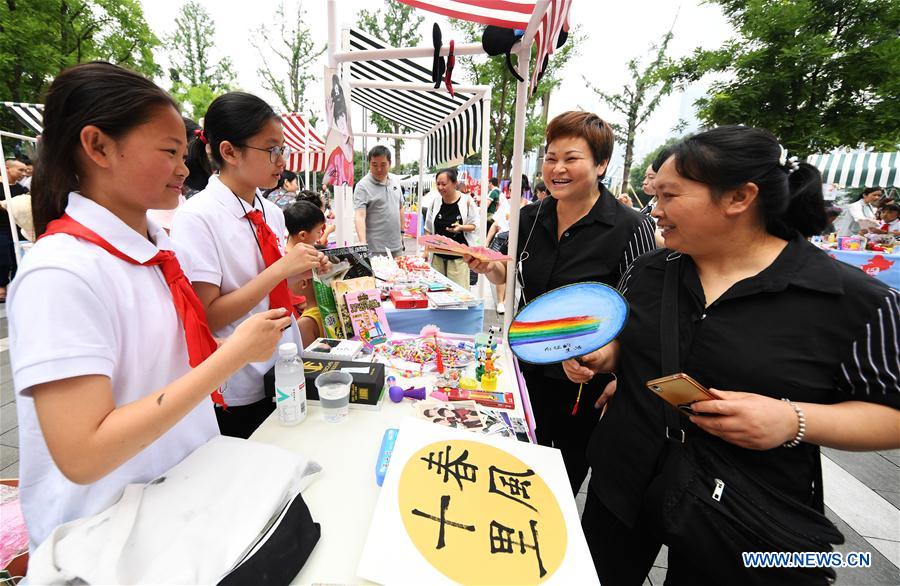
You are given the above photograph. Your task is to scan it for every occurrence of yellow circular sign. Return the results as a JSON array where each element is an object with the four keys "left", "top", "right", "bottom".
[{"left": 398, "top": 440, "right": 567, "bottom": 585}]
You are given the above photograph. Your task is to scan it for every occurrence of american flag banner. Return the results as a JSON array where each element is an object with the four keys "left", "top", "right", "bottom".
[
  {"left": 396, "top": 0, "right": 536, "bottom": 29},
  {"left": 530, "top": 0, "right": 572, "bottom": 92},
  {"left": 397, "top": 0, "right": 573, "bottom": 93},
  {"left": 281, "top": 113, "right": 326, "bottom": 173}
]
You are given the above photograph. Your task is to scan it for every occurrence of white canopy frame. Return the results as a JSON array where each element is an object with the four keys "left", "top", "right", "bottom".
[
  {"left": 330, "top": 28, "right": 493, "bottom": 250},
  {"left": 326, "top": 0, "right": 552, "bottom": 331},
  {"left": 0, "top": 129, "right": 37, "bottom": 263}
]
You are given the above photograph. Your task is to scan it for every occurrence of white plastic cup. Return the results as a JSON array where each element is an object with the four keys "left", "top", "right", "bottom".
[{"left": 315, "top": 371, "right": 352, "bottom": 423}]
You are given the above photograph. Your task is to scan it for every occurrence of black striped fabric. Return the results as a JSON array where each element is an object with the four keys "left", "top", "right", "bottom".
[
  {"left": 836, "top": 289, "right": 900, "bottom": 397},
  {"left": 348, "top": 29, "right": 483, "bottom": 168},
  {"left": 807, "top": 151, "right": 899, "bottom": 188},
  {"left": 3, "top": 102, "right": 44, "bottom": 135},
  {"left": 617, "top": 215, "right": 658, "bottom": 284}
]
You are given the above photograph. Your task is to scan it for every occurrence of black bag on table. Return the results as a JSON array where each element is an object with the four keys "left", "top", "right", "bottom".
[
  {"left": 642, "top": 254, "right": 843, "bottom": 585},
  {"left": 219, "top": 490, "right": 320, "bottom": 586}
]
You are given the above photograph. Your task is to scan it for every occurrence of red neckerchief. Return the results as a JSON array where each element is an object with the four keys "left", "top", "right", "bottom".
[
  {"left": 41, "top": 214, "right": 226, "bottom": 407},
  {"left": 244, "top": 209, "right": 299, "bottom": 318}
]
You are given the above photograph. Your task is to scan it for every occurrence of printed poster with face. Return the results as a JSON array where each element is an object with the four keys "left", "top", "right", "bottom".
[
  {"left": 323, "top": 67, "right": 354, "bottom": 187},
  {"left": 358, "top": 417, "right": 598, "bottom": 585}
]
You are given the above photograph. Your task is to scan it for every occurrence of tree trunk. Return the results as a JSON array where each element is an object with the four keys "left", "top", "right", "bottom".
[
  {"left": 535, "top": 90, "right": 551, "bottom": 182},
  {"left": 621, "top": 140, "right": 634, "bottom": 194},
  {"left": 392, "top": 123, "right": 401, "bottom": 172},
  {"left": 620, "top": 92, "right": 640, "bottom": 193}
]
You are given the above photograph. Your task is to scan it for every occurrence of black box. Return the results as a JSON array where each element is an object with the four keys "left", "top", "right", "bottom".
[{"left": 265, "top": 358, "right": 386, "bottom": 410}]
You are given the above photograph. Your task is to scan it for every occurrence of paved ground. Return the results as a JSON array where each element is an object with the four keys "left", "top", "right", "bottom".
[{"left": 2, "top": 284, "right": 898, "bottom": 584}]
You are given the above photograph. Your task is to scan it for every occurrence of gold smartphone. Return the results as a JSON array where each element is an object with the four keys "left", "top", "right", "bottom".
[{"left": 645, "top": 373, "right": 722, "bottom": 415}]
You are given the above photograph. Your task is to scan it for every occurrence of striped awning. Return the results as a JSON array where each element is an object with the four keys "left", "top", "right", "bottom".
[
  {"left": 396, "top": 0, "right": 572, "bottom": 92},
  {"left": 3, "top": 102, "right": 44, "bottom": 135},
  {"left": 281, "top": 113, "right": 326, "bottom": 172},
  {"left": 807, "top": 151, "right": 899, "bottom": 188},
  {"left": 348, "top": 28, "right": 484, "bottom": 168}
]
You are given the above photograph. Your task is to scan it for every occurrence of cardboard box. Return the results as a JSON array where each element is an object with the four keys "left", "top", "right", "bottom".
[
  {"left": 390, "top": 289, "right": 429, "bottom": 309},
  {"left": 265, "top": 358, "right": 385, "bottom": 410}
]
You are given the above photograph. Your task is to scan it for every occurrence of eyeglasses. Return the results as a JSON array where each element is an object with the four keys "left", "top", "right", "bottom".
[{"left": 237, "top": 144, "right": 294, "bottom": 164}]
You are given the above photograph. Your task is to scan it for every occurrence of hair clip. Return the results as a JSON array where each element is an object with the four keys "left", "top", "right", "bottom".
[
  {"left": 777, "top": 144, "right": 798, "bottom": 174},
  {"left": 785, "top": 156, "right": 799, "bottom": 174},
  {"left": 194, "top": 128, "right": 208, "bottom": 144}
]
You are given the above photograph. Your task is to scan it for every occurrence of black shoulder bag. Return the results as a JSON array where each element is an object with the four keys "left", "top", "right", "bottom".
[{"left": 642, "top": 254, "right": 843, "bottom": 585}]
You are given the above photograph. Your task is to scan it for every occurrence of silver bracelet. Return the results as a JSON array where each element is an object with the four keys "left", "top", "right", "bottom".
[{"left": 781, "top": 398, "right": 806, "bottom": 448}]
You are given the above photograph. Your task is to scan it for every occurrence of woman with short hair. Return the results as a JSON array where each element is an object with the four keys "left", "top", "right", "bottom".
[{"left": 468, "top": 111, "right": 657, "bottom": 493}]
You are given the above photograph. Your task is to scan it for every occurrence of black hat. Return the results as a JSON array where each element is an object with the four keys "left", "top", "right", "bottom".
[
  {"left": 432, "top": 23, "right": 446, "bottom": 89},
  {"left": 482, "top": 25, "right": 525, "bottom": 82}
]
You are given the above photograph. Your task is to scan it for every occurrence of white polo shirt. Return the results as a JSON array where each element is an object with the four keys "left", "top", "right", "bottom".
[
  {"left": 8, "top": 192, "right": 219, "bottom": 551},
  {"left": 171, "top": 175, "right": 300, "bottom": 406}
]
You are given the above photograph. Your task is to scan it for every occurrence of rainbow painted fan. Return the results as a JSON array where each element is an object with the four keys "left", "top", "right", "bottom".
[{"left": 508, "top": 282, "right": 628, "bottom": 364}]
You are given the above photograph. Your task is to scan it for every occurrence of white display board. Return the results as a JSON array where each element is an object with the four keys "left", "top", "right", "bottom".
[{"left": 358, "top": 417, "right": 598, "bottom": 585}]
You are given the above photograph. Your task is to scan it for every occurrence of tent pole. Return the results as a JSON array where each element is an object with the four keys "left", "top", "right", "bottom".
[
  {"left": 0, "top": 136, "right": 24, "bottom": 262},
  {"left": 304, "top": 118, "right": 310, "bottom": 189},
  {"left": 327, "top": 0, "right": 338, "bottom": 68},
  {"left": 477, "top": 90, "right": 492, "bottom": 304},
  {"left": 417, "top": 138, "right": 425, "bottom": 210},
  {"left": 333, "top": 43, "right": 485, "bottom": 64},
  {"left": 417, "top": 138, "right": 426, "bottom": 236},
  {"left": 349, "top": 79, "right": 489, "bottom": 94},
  {"left": 503, "top": 45, "right": 531, "bottom": 335},
  {"left": 362, "top": 106, "right": 368, "bottom": 158},
  {"left": 479, "top": 90, "right": 492, "bottom": 245},
  {"left": 357, "top": 132, "right": 422, "bottom": 141}
]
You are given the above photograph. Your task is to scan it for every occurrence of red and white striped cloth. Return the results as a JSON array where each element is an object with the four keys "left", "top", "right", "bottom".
[
  {"left": 530, "top": 0, "right": 572, "bottom": 92},
  {"left": 396, "top": 0, "right": 572, "bottom": 93},
  {"left": 397, "top": 0, "right": 535, "bottom": 29},
  {"left": 281, "top": 113, "right": 326, "bottom": 172}
]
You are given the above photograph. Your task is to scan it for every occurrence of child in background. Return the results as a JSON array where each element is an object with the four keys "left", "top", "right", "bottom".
[
  {"left": 876, "top": 203, "right": 900, "bottom": 235},
  {"left": 296, "top": 189, "right": 335, "bottom": 247},
  {"left": 284, "top": 199, "right": 327, "bottom": 344},
  {"left": 172, "top": 92, "right": 328, "bottom": 439},
  {"left": 9, "top": 62, "right": 290, "bottom": 552}
]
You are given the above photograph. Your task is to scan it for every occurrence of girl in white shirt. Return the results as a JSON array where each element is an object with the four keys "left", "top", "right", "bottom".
[
  {"left": 8, "top": 62, "right": 290, "bottom": 552},
  {"left": 172, "top": 92, "right": 327, "bottom": 439}
]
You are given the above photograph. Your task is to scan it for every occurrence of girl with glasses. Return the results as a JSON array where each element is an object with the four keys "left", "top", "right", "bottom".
[{"left": 172, "top": 92, "right": 329, "bottom": 439}]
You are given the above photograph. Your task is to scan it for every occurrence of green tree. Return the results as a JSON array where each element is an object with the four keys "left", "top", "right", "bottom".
[
  {"left": 357, "top": 1, "right": 425, "bottom": 172},
  {"left": 0, "top": 0, "right": 159, "bottom": 132},
  {"left": 454, "top": 21, "right": 578, "bottom": 181},
  {"left": 669, "top": 0, "right": 900, "bottom": 155},
  {"left": 252, "top": 1, "right": 324, "bottom": 118},
  {"left": 166, "top": 1, "right": 236, "bottom": 119},
  {"left": 588, "top": 28, "right": 676, "bottom": 193}
]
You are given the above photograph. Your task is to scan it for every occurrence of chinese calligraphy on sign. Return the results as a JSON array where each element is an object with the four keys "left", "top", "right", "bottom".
[{"left": 398, "top": 440, "right": 567, "bottom": 584}]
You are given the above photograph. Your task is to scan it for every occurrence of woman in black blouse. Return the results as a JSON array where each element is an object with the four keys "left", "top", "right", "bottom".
[
  {"left": 565, "top": 125, "right": 900, "bottom": 584},
  {"left": 467, "top": 111, "right": 657, "bottom": 494}
]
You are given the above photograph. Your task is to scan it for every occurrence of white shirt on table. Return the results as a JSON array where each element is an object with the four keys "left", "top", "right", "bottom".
[
  {"left": 171, "top": 175, "right": 300, "bottom": 407},
  {"left": 8, "top": 192, "right": 219, "bottom": 551}
]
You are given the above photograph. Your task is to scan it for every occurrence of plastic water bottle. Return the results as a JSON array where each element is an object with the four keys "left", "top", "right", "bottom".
[{"left": 275, "top": 343, "right": 307, "bottom": 426}]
